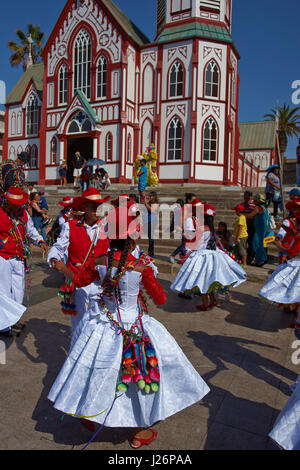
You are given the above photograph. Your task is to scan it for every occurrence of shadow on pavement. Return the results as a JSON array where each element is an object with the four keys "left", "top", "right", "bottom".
[
  {"left": 188, "top": 330, "right": 296, "bottom": 395},
  {"left": 15, "top": 317, "right": 133, "bottom": 448}
]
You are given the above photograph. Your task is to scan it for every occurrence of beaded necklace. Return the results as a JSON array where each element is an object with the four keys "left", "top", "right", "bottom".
[{"left": 98, "top": 252, "right": 160, "bottom": 394}]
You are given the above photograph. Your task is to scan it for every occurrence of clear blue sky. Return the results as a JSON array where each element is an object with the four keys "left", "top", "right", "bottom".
[{"left": 0, "top": 0, "right": 299, "bottom": 157}]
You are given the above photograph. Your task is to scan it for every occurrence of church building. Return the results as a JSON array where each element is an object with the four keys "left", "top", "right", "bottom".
[{"left": 4, "top": 0, "right": 243, "bottom": 185}]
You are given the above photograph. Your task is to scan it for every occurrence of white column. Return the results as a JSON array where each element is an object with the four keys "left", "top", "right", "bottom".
[
  {"left": 93, "top": 137, "right": 98, "bottom": 158},
  {"left": 60, "top": 140, "right": 64, "bottom": 163}
]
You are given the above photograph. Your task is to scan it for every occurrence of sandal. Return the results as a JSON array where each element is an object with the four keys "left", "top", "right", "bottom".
[
  {"left": 196, "top": 305, "right": 211, "bottom": 311},
  {"left": 130, "top": 429, "right": 158, "bottom": 449},
  {"left": 80, "top": 418, "right": 95, "bottom": 433},
  {"left": 209, "top": 301, "right": 218, "bottom": 308}
]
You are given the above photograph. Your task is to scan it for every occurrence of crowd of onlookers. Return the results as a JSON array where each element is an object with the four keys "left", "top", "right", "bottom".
[{"left": 58, "top": 152, "right": 111, "bottom": 191}]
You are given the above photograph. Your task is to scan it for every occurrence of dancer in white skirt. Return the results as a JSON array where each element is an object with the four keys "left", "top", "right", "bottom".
[
  {"left": 258, "top": 212, "right": 300, "bottom": 450},
  {"left": 48, "top": 207, "right": 210, "bottom": 449},
  {"left": 258, "top": 211, "right": 300, "bottom": 317},
  {"left": 171, "top": 201, "right": 246, "bottom": 311}
]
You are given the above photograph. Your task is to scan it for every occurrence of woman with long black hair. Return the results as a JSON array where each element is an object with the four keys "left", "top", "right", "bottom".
[{"left": 48, "top": 206, "right": 210, "bottom": 449}]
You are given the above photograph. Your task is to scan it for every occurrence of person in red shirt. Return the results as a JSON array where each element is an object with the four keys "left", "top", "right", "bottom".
[
  {"left": 0, "top": 187, "right": 48, "bottom": 337},
  {"left": 48, "top": 206, "right": 210, "bottom": 449},
  {"left": 47, "top": 188, "right": 110, "bottom": 347}
]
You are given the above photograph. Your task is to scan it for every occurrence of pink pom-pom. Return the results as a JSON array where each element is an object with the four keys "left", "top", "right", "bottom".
[
  {"left": 144, "top": 375, "right": 152, "bottom": 384},
  {"left": 121, "top": 374, "right": 132, "bottom": 385},
  {"left": 150, "top": 368, "right": 160, "bottom": 382}
]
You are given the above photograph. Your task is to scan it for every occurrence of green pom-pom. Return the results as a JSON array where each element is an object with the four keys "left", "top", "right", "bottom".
[
  {"left": 151, "top": 382, "right": 159, "bottom": 393},
  {"left": 118, "top": 383, "right": 128, "bottom": 392},
  {"left": 144, "top": 384, "right": 151, "bottom": 394},
  {"left": 137, "top": 379, "right": 145, "bottom": 390}
]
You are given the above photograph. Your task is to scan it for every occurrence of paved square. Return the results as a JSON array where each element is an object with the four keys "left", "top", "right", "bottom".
[{"left": 0, "top": 260, "right": 297, "bottom": 450}]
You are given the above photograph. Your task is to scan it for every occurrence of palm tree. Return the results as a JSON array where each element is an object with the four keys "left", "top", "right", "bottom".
[
  {"left": 8, "top": 24, "right": 45, "bottom": 72},
  {"left": 264, "top": 104, "right": 300, "bottom": 157}
]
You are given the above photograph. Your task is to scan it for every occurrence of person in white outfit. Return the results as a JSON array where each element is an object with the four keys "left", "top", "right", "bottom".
[
  {"left": 48, "top": 206, "right": 210, "bottom": 449},
  {"left": 47, "top": 188, "right": 110, "bottom": 348}
]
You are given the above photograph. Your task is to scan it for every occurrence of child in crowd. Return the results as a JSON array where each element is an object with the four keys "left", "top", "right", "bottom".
[{"left": 232, "top": 204, "right": 248, "bottom": 266}]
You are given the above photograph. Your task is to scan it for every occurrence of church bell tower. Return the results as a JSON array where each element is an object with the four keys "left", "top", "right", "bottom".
[{"left": 156, "top": 0, "right": 232, "bottom": 38}]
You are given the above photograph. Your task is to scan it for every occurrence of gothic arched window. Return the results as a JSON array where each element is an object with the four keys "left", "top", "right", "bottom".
[
  {"left": 203, "top": 117, "right": 218, "bottom": 162},
  {"left": 169, "top": 61, "right": 184, "bottom": 98},
  {"left": 59, "top": 64, "right": 68, "bottom": 105},
  {"left": 97, "top": 56, "right": 108, "bottom": 99},
  {"left": 106, "top": 133, "right": 112, "bottom": 162},
  {"left": 74, "top": 29, "right": 92, "bottom": 99},
  {"left": 26, "top": 94, "right": 39, "bottom": 136},
  {"left": 167, "top": 116, "right": 183, "bottom": 161},
  {"left": 30, "top": 145, "right": 38, "bottom": 168},
  {"left": 205, "top": 60, "right": 220, "bottom": 98},
  {"left": 127, "top": 134, "right": 132, "bottom": 163},
  {"left": 51, "top": 138, "right": 57, "bottom": 165}
]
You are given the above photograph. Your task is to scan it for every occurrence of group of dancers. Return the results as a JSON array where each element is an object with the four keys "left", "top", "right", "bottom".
[{"left": 0, "top": 173, "right": 300, "bottom": 449}]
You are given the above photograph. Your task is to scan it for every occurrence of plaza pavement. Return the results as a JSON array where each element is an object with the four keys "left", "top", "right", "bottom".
[{"left": 0, "top": 257, "right": 298, "bottom": 451}]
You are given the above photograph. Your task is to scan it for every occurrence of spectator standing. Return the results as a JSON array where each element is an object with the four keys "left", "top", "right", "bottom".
[
  {"left": 232, "top": 204, "right": 248, "bottom": 266},
  {"left": 137, "top": 159, "right": 148, "bottom": 202},
  {"left": 245, "top": 194, "right": 270, "bottom": 267},
  {"left": 265, "top": 165, "right": 282, "bottom": 218},
  {"left": 58, "top": 160, "right": 67, "bottom": 186},
  {"left": 169, "top": 199, "right": 185, "bottom": 264},
  {"left": 38, "top": 191, "right": 52, "bottom": 226},
  {"left": 80, "top": 164, "right": 91, "bottom": 192},
  {"left": 30, "top": 192, "right": 48, "bottom": 243},
  {"left": 296, "top": 139, "right": 300, "bottom": 187},
  {"left": 240, "top": 190, "right": 256, "bottom": 264},
  {"left": 73, "top": 151, "right": 84, "bottom": 189},
  {"left": 143, "top": 191, "right": 159, "bottom": 258}
]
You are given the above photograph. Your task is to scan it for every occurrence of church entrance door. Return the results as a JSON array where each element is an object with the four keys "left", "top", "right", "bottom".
[{"left": 67, "top": 136, "right": 93, "bottom": 183}]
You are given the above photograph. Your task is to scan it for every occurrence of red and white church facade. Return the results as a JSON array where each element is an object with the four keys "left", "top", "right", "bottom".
[{"left": 3, "top": 0, "right": 242, "bottom": 185}]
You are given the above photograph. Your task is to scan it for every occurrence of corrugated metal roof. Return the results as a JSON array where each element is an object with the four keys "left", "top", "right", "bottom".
[
  {"left": 239, "top": 121, "right": 277, "bottom": 150},
  {"left": 157, "top": 22, "right": 234, "bottom": 44},
  {"left": 102, "top": 0, "right": 150, "bottom": 45},
  {"left": 6, "top": 63, "right": 44, "bottom": 105}
]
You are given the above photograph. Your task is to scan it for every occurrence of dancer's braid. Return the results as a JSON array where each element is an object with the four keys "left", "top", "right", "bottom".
[
  {"left": 102, "top": 238, "right": 132, "bottom": 303},
  {"left": 115, "top": 238, "right": 132, "bottom": 304},
  {"left": 102, "top": 247, "right": 116, "bottom": 299}
]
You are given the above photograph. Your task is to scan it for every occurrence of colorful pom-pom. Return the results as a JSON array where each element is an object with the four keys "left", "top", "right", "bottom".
[
  {"left": 144, "top": 384, "right": 151, "bottom": 394},
  {"left": 137, "top": 379, "right": 146, "bottom": 390},
  {"left": 118, "top": 383, "right": 128, "bottom": 392},
  {"left": 150, "top": 368, "right": 160, "bottom": 382},
  {"left": 151, "top": 382, "right": 159, "bottom": 393},
  {"left": 121, "top": 374, "right": 132, "bottom": 385},
  {"left": 148, "top": 356, "right": 158, "bottom": 368}
]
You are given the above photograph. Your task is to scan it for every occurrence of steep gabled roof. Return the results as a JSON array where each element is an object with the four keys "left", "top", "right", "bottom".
[
  {"left": 102, "top": 0, "right": 150, "bottom": 46},
  {"left": 43, "top": 0, "right": 150, "bottom": 57},
  {"left": 6, "top": 63, "right": 44, "bottom": 105},
  {"left": 239, "top": 121, "right": 277, "bottom": 150}
]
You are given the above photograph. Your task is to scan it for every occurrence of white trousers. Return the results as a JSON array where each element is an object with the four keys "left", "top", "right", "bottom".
[
  {"left": 70, "top": 282, "right": 102, "bottom": 349},
  {"left": 0, "top": 257, "right": 25, "bottom": 331}
]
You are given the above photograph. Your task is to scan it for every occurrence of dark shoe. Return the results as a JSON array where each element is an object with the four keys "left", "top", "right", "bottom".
[
  {"left": 12, "top": 322, "right": 26, "bottom": 331},
  {"left": 0, "top": 329, "right": 20, "bottom": 338}
]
